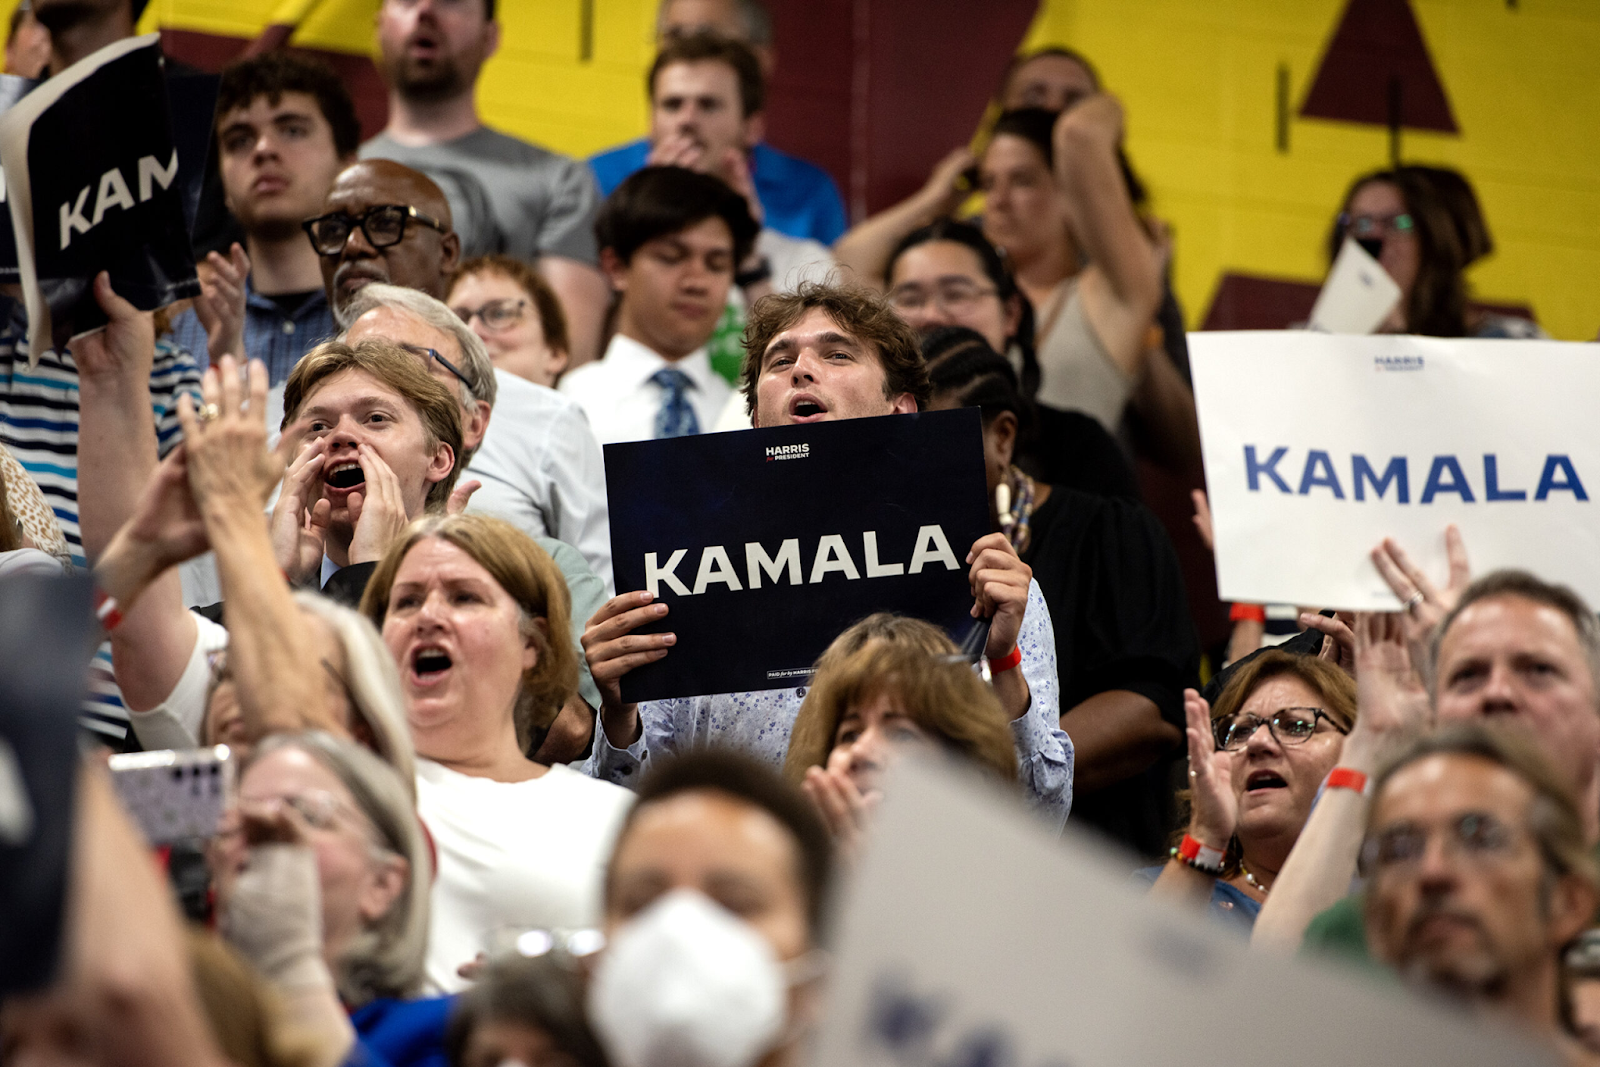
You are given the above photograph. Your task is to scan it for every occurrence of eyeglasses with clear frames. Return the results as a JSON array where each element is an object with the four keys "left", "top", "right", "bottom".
[
  {"left": 452, "top": 297, "right": 528, "bottom": 333},
  {"left": 1360, "top": 811, "right": 1523, "bottom": 877},
  {"left": 887, "top": 280, "right": 999, "bottom": 316},
  {"left": 1212, "top": 706, "right": 1348, "bottom": 752}
]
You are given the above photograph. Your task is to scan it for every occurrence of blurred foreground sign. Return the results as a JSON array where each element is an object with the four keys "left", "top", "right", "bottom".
[
  {"left": 1191, "top": 331, "right": 1600, "bottom": 610},
  {"left": 812, "top": 755, "right": 1554, "bottom": 1067}
]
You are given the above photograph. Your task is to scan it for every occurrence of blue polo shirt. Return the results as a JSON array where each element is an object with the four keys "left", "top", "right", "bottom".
[{"left": 589, "top": 139, "right": 847, "bottom": 245}]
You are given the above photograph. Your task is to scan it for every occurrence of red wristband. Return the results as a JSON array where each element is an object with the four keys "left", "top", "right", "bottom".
[
  {"left": 1174, "top": 832, "right": 1226, "bottom": 874},
  {"left": 986, "top": 645, "right": 1022, "bottom": 674},
  {"left": 1326, "top": 767, "right": 1369, "bottom": 795},
  {"left": 1229, "top": 602, "right": 1266, "bottom": 623},
  {"left": 93, "top": 588, "right": 123, "bottom": 632}
]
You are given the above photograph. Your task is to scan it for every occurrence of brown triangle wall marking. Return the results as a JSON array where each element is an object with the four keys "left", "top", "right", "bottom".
[{"left": 1300, "top": 0, "right": 1459, "bottom": 133}]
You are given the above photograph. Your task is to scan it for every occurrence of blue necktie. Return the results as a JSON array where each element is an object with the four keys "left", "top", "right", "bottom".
[{"left": 652, "top": 367, "right": 701, "bottom": 438}]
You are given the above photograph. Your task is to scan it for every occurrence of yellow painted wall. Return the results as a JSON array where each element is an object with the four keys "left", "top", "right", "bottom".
[
  {"left": 1022, "top": 0, "right": 1600, "bottom": 340},
  {"left": 7, "top": 0, "right": 1594, "bottom": 338}
]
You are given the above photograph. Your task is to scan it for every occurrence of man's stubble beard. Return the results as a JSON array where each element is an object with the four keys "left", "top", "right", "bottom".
[{"left": 386, "top": 53, "right": 470, "bottom": 106}]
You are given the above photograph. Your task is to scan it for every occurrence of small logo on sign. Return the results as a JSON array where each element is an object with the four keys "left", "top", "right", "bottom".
[
  {"left": 1374, "top": 354, "right": 1425, "bottom": 372},
  {"left": 766, "top": 443, "right": 810, "bottom": 461}
]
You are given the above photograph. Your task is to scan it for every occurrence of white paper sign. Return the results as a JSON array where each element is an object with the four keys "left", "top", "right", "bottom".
[
  {"left": 1190, "top": 331, "right": 1600, "bottom": 610},
  {"left": 809, "top": 755, "right": 1555, "bottom": 1067},
  {"left": 1309, "top": 236, "right": 1402, "bottom": 334}
]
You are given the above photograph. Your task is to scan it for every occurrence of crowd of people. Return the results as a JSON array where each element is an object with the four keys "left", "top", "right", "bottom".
[{"left": 1, "top": 0, "right": 1594, "bottom": 1065}]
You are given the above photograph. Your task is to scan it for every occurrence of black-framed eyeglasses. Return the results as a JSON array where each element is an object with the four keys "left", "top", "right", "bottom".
[
  {"left": 397, "top": 342, "right": 474, "bottom": 393},
  {"left": 301, "top": 204, "right": 449, "bottom": 257},
  {"left": 452, "top": 297, "right": 528, "bottom": 333},
  {"left": 1212, "top": 706, "right": 1348, "bottom": 752},
  {"left": 1359, "top": 811, "right": 1522, "bottom": 877}
]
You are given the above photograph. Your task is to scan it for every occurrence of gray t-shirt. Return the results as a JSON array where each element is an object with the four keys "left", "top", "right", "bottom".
[{"left": 361, "top": 127, "right": 600, "bottom": 265}]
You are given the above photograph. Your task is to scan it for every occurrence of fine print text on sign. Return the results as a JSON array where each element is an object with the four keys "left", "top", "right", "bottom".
[
  {"left": 809, "top": 754, "right": 1555, "bottom": 1067},
  {"left": 1190, "top": 331, "right": 1600, "bottom": 611},
  {"left": 604, "top": 408, "right": 989, "bottom": 703}
]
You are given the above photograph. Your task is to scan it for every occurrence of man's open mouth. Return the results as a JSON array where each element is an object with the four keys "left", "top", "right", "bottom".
[
  {"left": 326, "top": 462, "right": 365, "bottom": 490},
  {"left": 790, "top": 394, "right": 828, "bottom": 419}
]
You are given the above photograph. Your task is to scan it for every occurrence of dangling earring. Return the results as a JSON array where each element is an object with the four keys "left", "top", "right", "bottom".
[{"left": 995, "top": 479, "right": 1013, "bottom": 526}]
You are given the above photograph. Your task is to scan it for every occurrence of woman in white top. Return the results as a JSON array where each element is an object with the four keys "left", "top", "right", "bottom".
[{"left": 360, "top": 513, "right": 633, "bottom": 993}]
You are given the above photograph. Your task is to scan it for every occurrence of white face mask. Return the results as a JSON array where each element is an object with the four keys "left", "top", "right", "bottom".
[{"left": 588, "top": 889, "right": 793, "bottom": 1067}]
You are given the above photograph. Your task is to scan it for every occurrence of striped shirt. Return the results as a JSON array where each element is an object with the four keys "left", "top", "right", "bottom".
[{"left": 0, "top": 296, "right": 203, "bottom": 741}]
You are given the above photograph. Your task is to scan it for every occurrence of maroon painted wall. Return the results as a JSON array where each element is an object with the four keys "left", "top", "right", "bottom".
[{"left": 763, "top": 0, "right": 1039, "bottom": 221}]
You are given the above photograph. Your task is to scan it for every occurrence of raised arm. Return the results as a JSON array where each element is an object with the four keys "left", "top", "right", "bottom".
[
  {"left": 832, "top": 147, "right": 976, "bottom": 291},
  {"left": 1053, "top": 96, "right": 1162, "bottom": 379},
  {"left": 1251, "top": 612, "right": 1430, "bottom": 951},
  {"left": 180, "top": 355, "right": 344, "bottom": 745},
  {"left": 74, "top": 273, "right": 203, "bottom": 718}
]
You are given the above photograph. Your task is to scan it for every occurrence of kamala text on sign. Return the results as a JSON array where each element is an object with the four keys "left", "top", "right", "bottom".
[
  {"left": 1189, "top": 332, "right": 1600, "bottom": 611},
  {"left": 1242, "top": 447, "right": 1587, "bottom": 503},
  {"left": 604, "top": 409, "right": 988, "bottom": 702}
]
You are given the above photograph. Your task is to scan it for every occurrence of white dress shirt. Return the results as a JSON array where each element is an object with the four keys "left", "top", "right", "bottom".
[
  {"left": 467, "top": 369, "right": 614, "bottom": 592},
  {"left": 558, "top": 334, "right": 731, "bottom": 448}
]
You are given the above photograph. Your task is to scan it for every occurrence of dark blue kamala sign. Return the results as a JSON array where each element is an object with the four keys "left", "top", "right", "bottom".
[{"left": 605, "top": 408, "right": 990, "bottom": 702}]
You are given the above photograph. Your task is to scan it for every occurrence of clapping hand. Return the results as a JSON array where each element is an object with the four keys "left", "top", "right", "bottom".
[{"left": 1181, "top": 688, "right": 1236, "bottom": 856}]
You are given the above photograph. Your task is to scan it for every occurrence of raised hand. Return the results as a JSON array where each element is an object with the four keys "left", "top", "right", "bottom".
[
  {"left": 1299, "top": 610, "right": 1357, "bottom": 677},
  {"left": 345, "top": 444, "right": 410, "bottom": 565},
  {"left": 194, "top": 243, "right": 250, "bottom": 366},
  {"left": 1181, "top": 688, "right": 1236, "bottom": 853},
  {"left": 70, "top": 271, "right": 155, "bottom": 384},
  {"left": 966, "top": 532, "right": 1033, "bottom": 660},
  {"left": 178, "top": 355, "right": 281, "bottom": 514},
  {"left": 581, "top": 591, "right": 675, "bottom": 745},
  {"left": 270, "top": 437, "right": 332, "bottom": 585},
  {"left": 801, "top": 764, "right": 877, "bottom": 863},
  {"left": 1371, "top": 524, "right": 1470, "bottom": 646},
  {"left": 445, "top": 479, "right": 482, "bottom": 516},
  {"left": 111, "top": 443, "right": 209, "bottom": 581},
  {"left": 917, "top": 146, "right": 978, "bottom": 217},
  {"left": 1345, "top": 611, "right": 1431, "bottom": 766}
]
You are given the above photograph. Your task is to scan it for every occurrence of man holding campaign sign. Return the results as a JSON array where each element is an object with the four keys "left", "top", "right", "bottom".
[{"left": 582, "top": 282, "right": 1073, "bottom": 827}]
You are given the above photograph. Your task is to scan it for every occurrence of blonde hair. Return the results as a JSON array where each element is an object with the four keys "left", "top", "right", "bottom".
[
  {"left": 281, "top": 339, "right": 463, "bottom": 510},
  {"left": 292, "top": 592, "right": 416, "bottom": 797},
  {"left": 783, "top": 614, "right": 1017, "bottom": 784},
  {"left": 360, "top": 514, "right": 579, "bottom": 749}
]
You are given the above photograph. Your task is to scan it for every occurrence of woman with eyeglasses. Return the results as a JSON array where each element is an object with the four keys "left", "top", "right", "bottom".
[
  {"left": 210, "top": 731, "right": 440, "bottom": 1066},
  {"left": 884, "top": 219, "right": 1139, "bottom": 500},
  {"left": 783, "top": 613, "right": 1037, "bottom": 854},
  {"left": 447, "top": 255, "right": 572, "bottom": 388},
  {"left": 1329, "top": 167, "right": 1543, "bottom": 339},
  {"left": 1141, "top": 650, "right": 1357, "bottom": 932}
]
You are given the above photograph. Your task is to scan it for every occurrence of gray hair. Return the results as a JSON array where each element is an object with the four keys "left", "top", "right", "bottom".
[
  {"left": 339, "top": 282, "right": 498, "bottom": 410},
  {"left": 247, "top": 732, "right": 430, "bottom": 1008},
  {"left": 1429, "top": 569, "right": 1600, "bottom": 706},
  {"left": 293, "top": 591, "right": 416, "bottom": 798}
]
